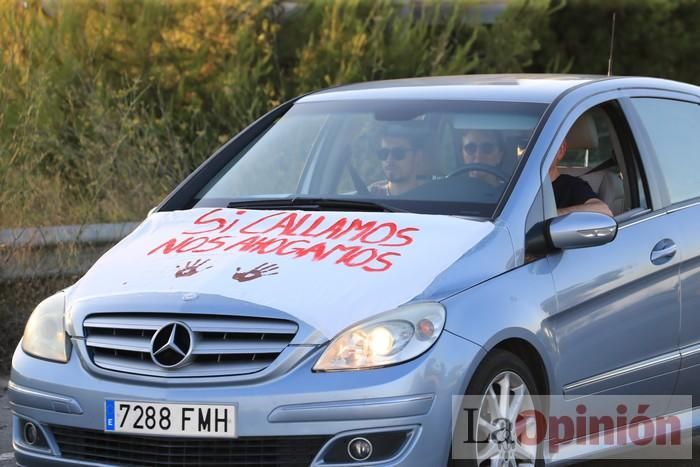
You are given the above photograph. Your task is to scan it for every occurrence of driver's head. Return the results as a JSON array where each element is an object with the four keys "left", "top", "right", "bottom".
[
  {"left": 461, "top": 130, "right": 504, "bottom": 167},
  {"left": 377, "top": 133, "right": 419, "bottom": 184}
]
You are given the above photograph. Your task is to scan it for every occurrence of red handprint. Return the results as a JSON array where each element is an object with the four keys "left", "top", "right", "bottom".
[
  {"left": 232, "top": 263, "right": 279, "bottom": 282},
  {"left": 175, "top": 259, "right": 213, "bottom": 278}
]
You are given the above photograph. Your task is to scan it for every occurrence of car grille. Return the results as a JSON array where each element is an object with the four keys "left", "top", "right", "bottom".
[
  {"left": 83, "top": 313, "right": 298, "bottom": 378},
  {"left": 52, "top": 426, "right": 329, "bottom": 467}
]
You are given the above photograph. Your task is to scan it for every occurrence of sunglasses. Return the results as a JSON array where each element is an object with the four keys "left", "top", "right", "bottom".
[
  {"left": 377, "top": 147, "right": 411, "bottom": 161},
  {"left": 463, "top": 142, "right": 497, "bottom": 156}
]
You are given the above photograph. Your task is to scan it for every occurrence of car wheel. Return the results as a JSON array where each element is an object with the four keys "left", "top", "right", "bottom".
[{"left": 450, "top": 349, "right": 544, "bottom": 467}]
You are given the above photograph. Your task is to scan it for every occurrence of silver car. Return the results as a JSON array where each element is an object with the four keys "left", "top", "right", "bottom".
[{"left": 9, "top": 75, "right": 700, "bottom": 466}]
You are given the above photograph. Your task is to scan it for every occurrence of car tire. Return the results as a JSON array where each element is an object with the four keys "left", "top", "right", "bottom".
[{"left": 449, "top": 349, "right": 545, "bottom": 467}]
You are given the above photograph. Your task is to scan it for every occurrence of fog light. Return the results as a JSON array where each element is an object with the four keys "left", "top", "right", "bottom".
[
  {"left": 347, "top": 437, "right": 373, "bottom": 461},
  {"left": 23, "top": 422, "right": 38, "bottom": 445}
]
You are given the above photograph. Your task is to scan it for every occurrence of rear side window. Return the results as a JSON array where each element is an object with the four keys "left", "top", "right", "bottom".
[{"left": 630, "top": 98, "right": 700, "bottom": 204}]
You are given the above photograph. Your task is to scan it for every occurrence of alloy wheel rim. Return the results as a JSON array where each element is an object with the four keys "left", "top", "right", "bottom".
[{"left": 475, "top": 371, "right": 538, "bottom": 467}]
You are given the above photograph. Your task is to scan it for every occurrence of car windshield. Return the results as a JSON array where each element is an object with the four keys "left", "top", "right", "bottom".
[{"left": 195, "top": 99, "right": 547, "bottom": 217}]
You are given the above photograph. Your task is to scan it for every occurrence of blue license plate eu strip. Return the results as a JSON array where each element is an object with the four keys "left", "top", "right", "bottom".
[{"left": 105, "top": 400, "right": 115, "bottom": 431}]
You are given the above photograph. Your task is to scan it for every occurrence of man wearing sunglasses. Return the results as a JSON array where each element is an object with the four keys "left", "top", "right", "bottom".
[
  {"left": 369, "top": 131, "right": 422, "bottom": 196},
  {"left": 461, "top": 129, "right": 507, "bottom": 187}
]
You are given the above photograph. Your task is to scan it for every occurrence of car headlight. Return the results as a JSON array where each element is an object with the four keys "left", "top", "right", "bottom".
[
  {"left": 313, "top": 303, "right": 445, "bottom": 372},
  {"left": 21, "top": 292, "right": 71, "bottom": 363}
]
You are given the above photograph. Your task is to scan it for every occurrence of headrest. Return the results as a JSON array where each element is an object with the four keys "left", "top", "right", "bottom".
[{"left": 566, "top": 112, "right": 598, "bottom": 150}]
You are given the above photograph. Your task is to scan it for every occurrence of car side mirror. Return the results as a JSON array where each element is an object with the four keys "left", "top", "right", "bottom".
[{"left": 548, "top": 212, "right": 618, "bottom": 250}]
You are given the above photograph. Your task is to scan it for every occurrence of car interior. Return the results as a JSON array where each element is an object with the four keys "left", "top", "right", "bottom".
[
  {"left": 341, "top": 119, "right": 531, "bottom": 195},
  {"left": 557, "top": 110, "right": 626, "bottom": 215},
  {"left": 550, "top": 104, "right": 651, "bottom": 221},
  {"left": 332, "top": 102, "right": 654, "bottom": 222}
]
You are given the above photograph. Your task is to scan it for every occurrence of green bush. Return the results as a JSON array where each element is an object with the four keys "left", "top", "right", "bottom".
[
  {"left": 540, "top": 0, "right": 700, "bottom": 81},
  {"left": 0, "top": 0, "right": 281, "bottom": 226}
]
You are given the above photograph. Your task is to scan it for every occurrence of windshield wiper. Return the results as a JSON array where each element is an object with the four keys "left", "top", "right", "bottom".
[{"left": 226, "top": 197, "right": 405, "bottom": 213}]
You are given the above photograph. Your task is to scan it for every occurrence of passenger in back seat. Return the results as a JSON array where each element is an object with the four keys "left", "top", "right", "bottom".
[{"left": 550, "top": 139, "right": 614, "bottom": 217}]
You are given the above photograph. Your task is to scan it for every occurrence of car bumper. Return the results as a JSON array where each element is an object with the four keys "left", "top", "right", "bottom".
[{"left": 10, "top": 330, "right": 484, "bottom": 466}]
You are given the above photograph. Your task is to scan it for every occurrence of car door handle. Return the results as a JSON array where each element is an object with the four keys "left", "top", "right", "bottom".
[{"left": 650, "top": 239, "right": 677, "bottom": 265}]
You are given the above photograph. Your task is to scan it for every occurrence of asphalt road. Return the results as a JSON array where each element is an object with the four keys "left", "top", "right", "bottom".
[{"left": 0, "top": 376, "right": 696, "bottom": 467}]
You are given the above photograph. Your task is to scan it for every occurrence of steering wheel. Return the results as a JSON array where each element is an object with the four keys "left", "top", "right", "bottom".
[{"left": 446, "top": 163, "right": 508, "bottom": 183}]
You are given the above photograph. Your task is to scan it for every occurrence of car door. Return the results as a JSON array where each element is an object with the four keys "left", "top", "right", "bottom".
[
  {"left": 622, "top": 95, "right": 700, "bottom": 407},
  {"left": 543, "top": 101, "right": 681, "bottom": 402}
]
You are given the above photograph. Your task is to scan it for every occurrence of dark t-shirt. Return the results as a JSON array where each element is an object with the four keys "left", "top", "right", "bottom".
[{"left": 552, "top": 174, "right": 597, "bottom": 209}]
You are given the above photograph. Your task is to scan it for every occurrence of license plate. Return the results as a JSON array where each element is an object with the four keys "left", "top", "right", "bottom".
[{"left": 105, "top": 400, "right": 236, "bottom": 438}]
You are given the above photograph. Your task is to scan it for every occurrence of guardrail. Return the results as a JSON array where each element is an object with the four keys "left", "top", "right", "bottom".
[{"left": 0, "top": 222, "right": 139, "bottom": 282}]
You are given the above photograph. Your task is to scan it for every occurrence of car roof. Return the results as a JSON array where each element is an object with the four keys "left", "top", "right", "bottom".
[
  {"left": 299, "top": 74, "right": 607, "bottom": 104},
  {"left": 298, "top": 74, "right": 700, "bottom": 105}
]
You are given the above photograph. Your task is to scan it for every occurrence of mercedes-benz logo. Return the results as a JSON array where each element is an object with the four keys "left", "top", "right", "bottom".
[{"left": 150, "top": 322, "right": 194, "bottom": 369}]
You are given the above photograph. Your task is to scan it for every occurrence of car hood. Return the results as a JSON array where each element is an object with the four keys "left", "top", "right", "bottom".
[{"left": 67, "top": 208, "right": 495, "bottom": 339}]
